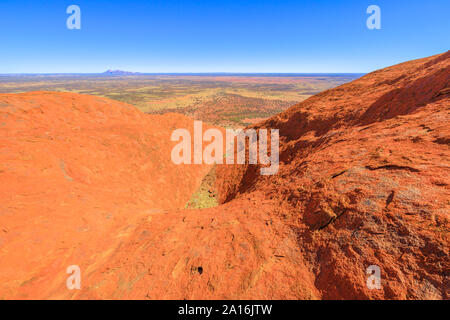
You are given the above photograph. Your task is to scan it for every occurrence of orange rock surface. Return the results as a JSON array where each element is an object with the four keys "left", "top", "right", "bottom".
[
  {"left": 0, "top": 52, "right": 449, "bottom": 299},
  {"left": 0, "top": 92, "right": 211, "bottom": 298}
]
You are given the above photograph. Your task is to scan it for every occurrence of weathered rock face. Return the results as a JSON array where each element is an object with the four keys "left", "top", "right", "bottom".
[
  {"left": 0, "top": 92, "right": 211, "bottom": 299},
  {"left": 215, "top": 51, "right": 450, "bottom": 299},
  {"left": 0, "top": 52, "right": 449, "bottom": 300}
]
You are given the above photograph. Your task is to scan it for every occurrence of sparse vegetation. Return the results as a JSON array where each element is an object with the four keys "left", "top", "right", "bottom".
[
  {"left": 185, "top": 166, "right": 218, "bottom": 209},
  {"left": 0, "top": 74, "right": 360, "bottom": 127}
]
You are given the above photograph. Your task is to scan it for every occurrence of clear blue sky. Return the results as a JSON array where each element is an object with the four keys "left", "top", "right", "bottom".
[{"left": 0, "top": 0, "right": 448, "bottom": 73}]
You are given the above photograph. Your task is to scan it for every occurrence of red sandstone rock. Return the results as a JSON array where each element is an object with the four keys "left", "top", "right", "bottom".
[
  {"left": 0, "top": 52, "right": 448, "bottom": 299},
  {"left": 0, "top": 92, "right": 211, "bottom": 299},
  {"left": 215, "top": 51, "right": 450, "bottom": 299}
]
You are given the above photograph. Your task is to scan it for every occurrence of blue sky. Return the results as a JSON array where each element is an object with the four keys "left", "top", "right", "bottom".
[{"left": 0, "top": 0, "right": 448, "bottom": 73}]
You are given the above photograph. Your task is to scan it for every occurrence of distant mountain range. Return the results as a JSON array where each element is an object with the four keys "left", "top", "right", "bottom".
[{"left": 102, "top": 69, "right": 141, "bottom": 75}]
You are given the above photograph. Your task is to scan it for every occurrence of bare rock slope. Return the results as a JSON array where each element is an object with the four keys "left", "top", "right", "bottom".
[
  {"left": 0, "top": 52, "right": 449, "bottom": 299},
  {"left": 0, "top": 92, "right": 211, "bottom": 299}
]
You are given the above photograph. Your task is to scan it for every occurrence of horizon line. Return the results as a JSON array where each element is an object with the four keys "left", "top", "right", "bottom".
[{"left": 0, "top": 72, "right": 366, "bottom": 76}]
